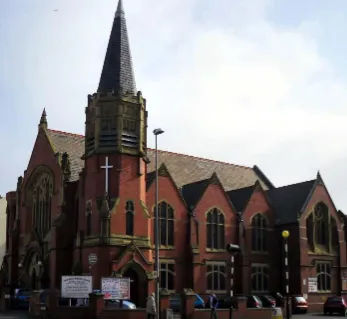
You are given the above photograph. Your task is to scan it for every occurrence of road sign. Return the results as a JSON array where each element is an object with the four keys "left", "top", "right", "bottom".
[{"left": 88, "top": 253, "right": 97, "bottom": 265}]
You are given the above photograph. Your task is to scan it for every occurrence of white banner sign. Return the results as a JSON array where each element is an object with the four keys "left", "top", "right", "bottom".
[
  {"left": 308, "top": 277, "right": 317, "bottom": 293},
  {"left": 61, "top": 276, "right": 92, "bottom": 299},
  {"left": 101, "top": 277, "right": 130, "bottom": 300}
]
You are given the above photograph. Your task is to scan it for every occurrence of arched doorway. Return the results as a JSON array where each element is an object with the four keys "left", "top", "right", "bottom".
[
  {"left": 31, "top": 269, "right": 37, "bottom": 290},
  {"left": 122, "top": 262, "right": 148, "bottom": 308},
  {"left": 124, "top": 268, "right": 139, "bottom": 305}
]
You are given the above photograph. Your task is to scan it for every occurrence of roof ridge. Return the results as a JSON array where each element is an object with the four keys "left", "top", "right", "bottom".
[
  {"left": 47, "top": 129, "right": 84, "bottom": 138},
  {"left": 147, "top": 148, "right": 253, "bottom": 170},
  {"left": 268, "top": 179, "right": 316, "bottom": 191},
  {"left": 47, "top": 128, "right": 253, "bottom": 170}
]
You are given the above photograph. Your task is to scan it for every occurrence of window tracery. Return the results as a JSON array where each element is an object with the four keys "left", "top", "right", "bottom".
[
  {"left": 32, "top": 172, "right": 53, "bottom": 238},
  {"left": 206, "top": 208, "right": 225, "bottom": 249}
]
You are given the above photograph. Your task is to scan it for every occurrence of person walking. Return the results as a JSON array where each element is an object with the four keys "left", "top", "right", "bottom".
[
  {"left": 208, "top": 293, "right": 219, "bottom": 319},
  {"left": 146, "top": 292, "right": 157, "bottom": 319}
]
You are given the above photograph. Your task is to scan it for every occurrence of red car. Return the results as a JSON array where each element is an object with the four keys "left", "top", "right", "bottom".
[
  {"left": 292, "top": 296, "right": 308, "bottom": 314},
  {"left": 324, "top": 296, "right": 347, "bottom": 316}
]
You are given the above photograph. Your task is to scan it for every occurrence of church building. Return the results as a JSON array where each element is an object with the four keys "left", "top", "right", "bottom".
[{"left": 1, "top": 0, "right": 347, "bottom": 308}]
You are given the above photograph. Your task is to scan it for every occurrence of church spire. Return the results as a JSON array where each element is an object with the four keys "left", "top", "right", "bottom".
[
  {"left": 98, "top": 0, "right": 137, "bottom": 94},
  {"left": 38, "top": 108, "right": 47, "bottom": 131}
]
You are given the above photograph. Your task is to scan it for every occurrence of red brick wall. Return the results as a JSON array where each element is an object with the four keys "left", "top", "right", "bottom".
[
  {"left": 239, "top": 187, "right": 279, "bottom": 294},
  {"left": 298, "top": 183, "right": 345, "bottom": 302},
  {"left": 6, "top": 129, "right": 65, "bottom": 289},
  {"left": 146, "top": 174, "right": 188, "bottom": 292},
  {"left": 192, "top": 183, "right": 237, "bottom": 294},
  {"left": 193, "top": 308, "right": 275, "bottom": 319}
]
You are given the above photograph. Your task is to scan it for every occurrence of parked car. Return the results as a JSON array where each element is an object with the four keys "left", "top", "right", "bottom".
[
  {"left": 169, "top": 293, "right": 205, "bottom": 312},
  {"left": 217, "top": 295, "right": 263, "bottom": 309},
  {"left": 13, "top": 288, "right": 31, "bottom": 309},
  {"left": 324, "top": 296, "right": 347, "bottom": 316},
  {"left": 292, "top": 295, "right": 307, "bottom": 314},
  {"left": 107, "top": 299, "right": 136, "bottom": 309},
  {"left": 258, "top": 295, "right": 276, "bottom": 308}
]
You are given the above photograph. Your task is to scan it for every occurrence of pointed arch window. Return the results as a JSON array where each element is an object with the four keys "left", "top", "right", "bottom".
[
  {"left": 317, "top": 262, "right": 331, "bottom": 292},
  {"left": 306, "top": 213, "right": 314, "bottom": 251},
  {"left": 206, "top": 263, "right": 226, "bottom": 292},
  {"left": 86, "top": 201, "right": 92, "bottom": 236},
  {"left": 206, "top": 208, "right": 225, "bottom": 249},
  {"left": 314, "top": 203, "right": 329, "bottom": 247},
  {"left": 154, "top": 202, "right": 174, "bottom": 246},
  {"left": 331, "top": 217, "right": 339, "bottom": 250},
  {"left": 32, "top": 172, "right": 53, "bottom": 238},
  {"left": 251, "top": 214, "right": 267, "bottom": 252},
  {"left": 160, "top": 262, "right": 175, "bottom": 291},
  {"left": 126, "top": 201, "right": 134, "bottom": 236},
  {"left": 251, "top": 264, "right": 269, "bottom": 293}
]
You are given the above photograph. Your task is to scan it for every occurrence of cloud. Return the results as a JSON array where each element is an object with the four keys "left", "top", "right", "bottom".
[{"left": 2, "top": 0, "right": 347, "bottom": 210}]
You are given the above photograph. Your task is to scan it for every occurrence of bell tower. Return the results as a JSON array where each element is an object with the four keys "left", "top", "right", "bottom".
[
  {"left": 83, "top": 0, "right": 150, "bottom": 247},
  {"left": 85, "top": 0, "right": 147, "bottom": 158}
]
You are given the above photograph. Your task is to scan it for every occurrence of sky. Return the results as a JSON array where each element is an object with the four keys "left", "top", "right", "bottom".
[{"left": 1, "top": 0, "right": 347, "bottom": 210}]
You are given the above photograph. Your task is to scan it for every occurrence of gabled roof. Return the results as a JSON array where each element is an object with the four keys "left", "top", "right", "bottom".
[
  {"left": 181, "top": 177, "right": 210, "bottom": 209},
  {"left": 227, "top": 185, "right": 254, "bottom": 212},
  {"left": 45, "top": 130, "right": 84, "bottom": 182},
  {"left": 45, "top": 129, "right": 271, "bottom": 191},
  {"left": 266, "top": 179, "right": 316, "bottom": 225},
  {"left": 181, "top": 172, "right": 236, "bottom": 211}
]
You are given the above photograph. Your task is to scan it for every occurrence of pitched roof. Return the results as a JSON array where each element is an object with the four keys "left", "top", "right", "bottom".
[
  {"left": 266, "top": 180, "right": 316, "bottom": 225},
  {"left": 227, "top": 185, "right": 254, "bottom": 212},
  {"left": 181, "top": 178, "right": 210, "bottom": 209},
  {"left": 98, "top": 0, "right": 136, "bottom": 94},
  {"left": 45, "top": 129, "right": 271, "bottom": 191},
  {"left": 46, "top": 130, "right": 84, "bottom": 182}
]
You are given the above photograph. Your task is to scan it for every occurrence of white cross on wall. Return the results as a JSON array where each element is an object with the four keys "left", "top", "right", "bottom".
[{"left": 101, "top": 156, "right": 113, "bottom": 193}]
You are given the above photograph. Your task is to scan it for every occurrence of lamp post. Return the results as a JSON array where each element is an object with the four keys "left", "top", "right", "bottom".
[
  {"left": 282, "top": 230, "right": 290, "bottom": 319},
  {"left": 153, "top": 128, "right": 164, "bottom": 317},
  {"left": 226, "top": 244, "right": 241, "bottom": 319}
]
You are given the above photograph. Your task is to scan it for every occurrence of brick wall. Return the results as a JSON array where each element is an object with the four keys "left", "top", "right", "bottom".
[{"left": 27, "top": 290, "right": 278, "bottom": 319}]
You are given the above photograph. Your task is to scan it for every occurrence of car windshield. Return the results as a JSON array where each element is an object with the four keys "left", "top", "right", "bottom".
[
  {"left": 295, "top": 297, "right": 306, "bottom": 302},
  {"left": 254, "top": 296, "right": 262, "bottom": 303},
  {"left": 19, "top": 290, "right": 31, "bottom": 296},
  {"left": 328, "top": 297, "right": 343, "bottom": 303}
]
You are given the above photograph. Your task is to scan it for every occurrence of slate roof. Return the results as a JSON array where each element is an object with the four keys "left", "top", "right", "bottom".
[
  {"left": 266, "top": 180, "right": 316, "bottom": 225},
  {"left": 227, "top": 185, "right": 255, "bottom": 212},
  {"left": 181, "top": 178, "right": 211, "bottom": 209},
  {"left": 98, "top": 0, "right": 137, "bottom": 94},
  {"left": 45, "top": 129, "right": 271, "bottom": 191},
  {"left": 46, "top": 130, "right": 85, "bottom": 181}
]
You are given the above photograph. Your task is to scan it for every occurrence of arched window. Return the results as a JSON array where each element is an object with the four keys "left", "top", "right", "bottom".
[
  {"left": 331, "top": 217, "right": 339, "bottom": 250},
  {"left": 32, "top": 172, "right": 53, "bottom": 238},
  {"left": 317, "top": 262, "right": 331, "bottom": 292},
  {"left": 251, "top": 264, "right": 269, "bottom": 293},
  {"left": 86, "top": 200, "right": 92, "bottom": 236},
  {"left": 206, "top": 208, "right": 225, "bottom": 249},
  {"left": 126, "top": 201, "right": 134, "bottom": 236},
  {"left": 314, "top": 203, "right": 329, "bottom": 247},
  {"left": 306, "top": 213, "right": 314, "bottom": 251},
  {"left": 154, "top": 202, "right": 174, "bottom": 246},
  {"left": 206, "top": 263, "right": 226, "bottom": 292},
  {"left": 251, "top": 214, "right": 267, "bottom": 252},
  {"left": 160, "top": 262, "right": 175, "bottom": 291}
]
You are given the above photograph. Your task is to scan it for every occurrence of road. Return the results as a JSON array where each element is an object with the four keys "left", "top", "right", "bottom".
[
  {"left": 0, "top": 311, "right": 344, "bottom": 318},
  {"left": 0, "top": 311, "right": 27, "bottom": 318}
]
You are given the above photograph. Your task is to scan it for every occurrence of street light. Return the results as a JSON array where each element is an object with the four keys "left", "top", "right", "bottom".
[
  {"left": 226, "top": 244, "right": 241, "bottom": 319},
  {"left": 153, "top": 128, "right": 164, "bottom": 316},
  {"left": 282, "top": 230, "right": 290, "bottom": 319}
]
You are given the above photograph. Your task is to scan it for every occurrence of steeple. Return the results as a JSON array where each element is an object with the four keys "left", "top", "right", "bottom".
[
  {"left": 98, "top": 0, "right": 137, "bottom": 94},
  {"left": 38, "top": 108, "right": 47, "bottom": 131}
]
